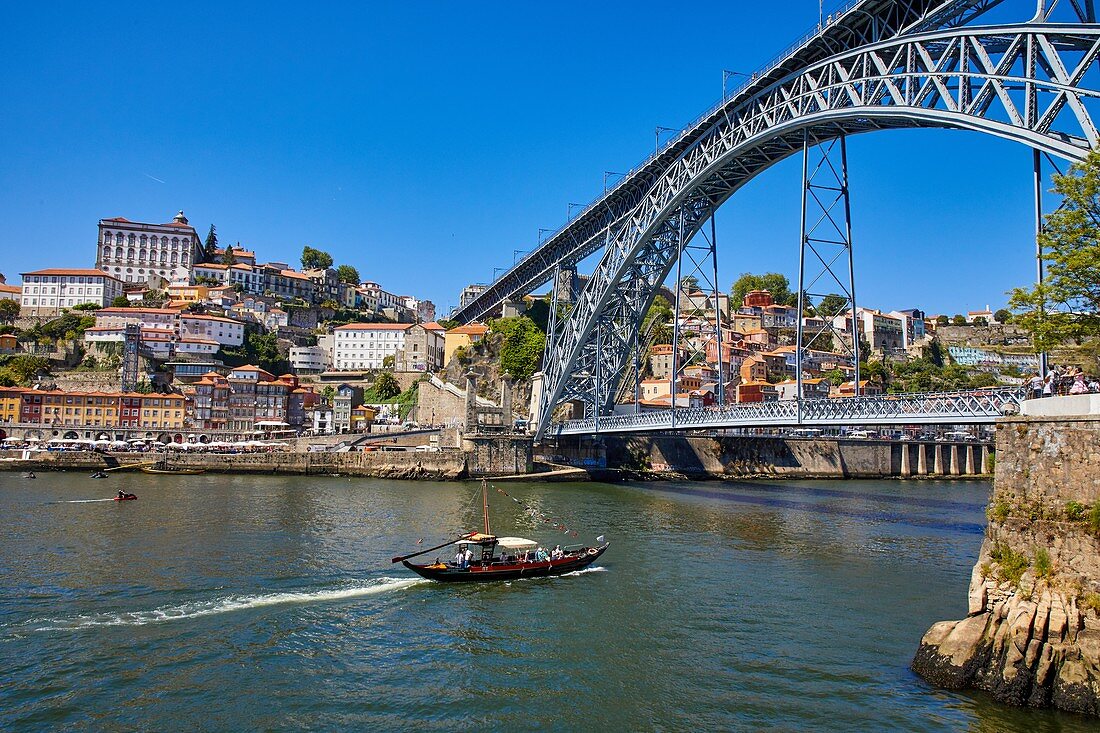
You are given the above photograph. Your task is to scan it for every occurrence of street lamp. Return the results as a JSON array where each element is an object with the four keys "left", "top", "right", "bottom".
[
  {"left": 603, "top": 171, "right": 625, "bottom": 193},
  {"left": 723, "top": 70, "right": 749, "bottom": 100},
  {"left": 538, "top": 227, "right": 554, "bottom": 244},
  {"left": 567, "top": 202, "right": 583, "bottom": 220},
  {"left": 493, "top": 267, "right": 506, "bottom": 281},
  {"left": 513, "top": 249, "right": 528, "bottom": 263},
  {"left": 655, "top": 126, "right": 677, "bottom": 155}
]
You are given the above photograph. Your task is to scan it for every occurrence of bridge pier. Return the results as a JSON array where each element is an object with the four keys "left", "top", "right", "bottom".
[
  {"left": 917, "top": 444, "right": 927, "bottom": 475},
  {"left": 900, "top": 443, "right": 911, "bottom": 477},
  {"left": 932, "top": 445, "right": 944, "bottom": 476},
  {"left": 980, "top": 445, "right": 990, "bottom": 474},
  {"left": 965, "top": 445, "right": 975, "bottom": 476}
]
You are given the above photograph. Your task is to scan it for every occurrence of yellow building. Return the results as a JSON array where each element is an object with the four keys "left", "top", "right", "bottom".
[
  {"left": 0, "top": 387, "right": 23, "bottom": 423},
  {"left": 443, "top": 324, "right": 490, "bottom": 367},
  {"left": 350, "top": 404, "right": 378, "bottom": 431},
  {"left": 167, "top": 284, "right": 210, "bottom": 303},
  {"left": 140, "top": 394, "right": 186, "bottom": 430}
]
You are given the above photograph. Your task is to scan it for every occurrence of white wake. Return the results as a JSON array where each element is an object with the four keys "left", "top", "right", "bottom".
[
  {"left": 53, "top": 499, "right": 117, "bottom": 504},
  {"left": 34, "top": 577, "right": 425, "bottom": 630}
]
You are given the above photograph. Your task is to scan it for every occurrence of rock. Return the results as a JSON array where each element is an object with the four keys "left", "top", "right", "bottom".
[{"left": 969, "top": 584, "right": 988, "bottom": 616}]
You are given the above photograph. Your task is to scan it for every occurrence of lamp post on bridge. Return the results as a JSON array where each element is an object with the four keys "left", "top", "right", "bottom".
[
  {"left": 655, "top": 126, "right": 677, "bottom": 155},
  {"left": 567, "top": 202, "right": 583, "bottom": 221},
  {"left": 722, "top": 70, "right": 749, "bottom": 101},
  {"left": 603, "top": 171, "right": 625, "bottom": 193}
]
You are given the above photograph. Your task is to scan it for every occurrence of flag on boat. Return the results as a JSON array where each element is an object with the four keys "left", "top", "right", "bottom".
[{"left": 596, "top": 535, "right": 605, "bottom": 543}]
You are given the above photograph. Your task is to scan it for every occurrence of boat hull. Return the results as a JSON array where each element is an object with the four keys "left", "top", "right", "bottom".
[
  {"left": 139, "top": 467, "right": 206, "bottom": 475},
  {"left": 403, "top": 543, "right": 609, "bottom": 583}
]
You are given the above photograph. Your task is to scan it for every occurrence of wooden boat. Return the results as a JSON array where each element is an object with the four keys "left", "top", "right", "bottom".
[
  {"left": 139, "top": 466, "right": 206, "bottom": 475},
  {"left": 394, "top": 480, "right": 609, "bottom": 583}
]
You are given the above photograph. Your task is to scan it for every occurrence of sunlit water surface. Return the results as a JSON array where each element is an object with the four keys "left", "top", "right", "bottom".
[{"left": 0, "top": 473, "right": 1093, "bottom": 731}]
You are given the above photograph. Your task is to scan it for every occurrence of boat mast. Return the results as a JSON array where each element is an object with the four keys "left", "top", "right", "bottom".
[{"left": 482, "top": 479, "right": 490, "bottom": 535}]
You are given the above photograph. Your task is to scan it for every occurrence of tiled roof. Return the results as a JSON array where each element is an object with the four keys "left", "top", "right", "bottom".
[{"left": 334, "top": 323, "right": 414, "bottom": 331}]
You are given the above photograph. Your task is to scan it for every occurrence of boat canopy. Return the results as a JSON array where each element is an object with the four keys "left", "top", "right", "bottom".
[{"left": 495, "top": 537, "right": 538, "bottom": 550}]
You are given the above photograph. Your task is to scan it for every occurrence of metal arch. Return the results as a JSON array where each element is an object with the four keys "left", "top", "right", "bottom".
[
  {"left": 536, "top": 24, "right": 1100, "bottom": 439},
  {"left": 453, "top": 0, "right": 1011, "bottom": 325}
]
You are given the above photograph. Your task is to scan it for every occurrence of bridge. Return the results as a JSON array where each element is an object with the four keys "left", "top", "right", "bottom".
[{"left": 453, "top": 0, "right": 1100, "bottom": 439}]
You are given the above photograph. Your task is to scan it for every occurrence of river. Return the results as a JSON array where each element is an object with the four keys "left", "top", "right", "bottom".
[{"left": 0, "top": 473, "right": 1093, "bottom": 731}]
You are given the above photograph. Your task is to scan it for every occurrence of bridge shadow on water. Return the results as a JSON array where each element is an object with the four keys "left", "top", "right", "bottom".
[{"left": 625, "top": 480, "right": 988, "bottom": 536}]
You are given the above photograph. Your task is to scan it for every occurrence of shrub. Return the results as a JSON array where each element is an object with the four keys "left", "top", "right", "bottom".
[
  {"left": 1066, "top": 501, "right": 1088, "bottom": 521},
  {"left": 990, "top": 542, "right": 1030, "bottom": 586},
  {"left": 1035, "top": 547, "right": 1054, "bottom": 580},
  {"left": 1089, "top": 503, "right": 1100, "bottom": 536},
  {"left": 989, "top": 498, "right": 1011, "bottom": 523},
  {"left": 1082, "top": 593, "right": 1100, "bottom": 615},
  {"left": 985, "top": 452, "right": 996, "bottom": 473}
]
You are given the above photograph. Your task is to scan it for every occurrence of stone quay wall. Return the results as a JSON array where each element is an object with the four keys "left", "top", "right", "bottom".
[
  {"left": 550, "top": 435, "right": 991, "bottom": 479},
  {"left": 913, "top": 415, "right": 1100, "bottom": 715}
]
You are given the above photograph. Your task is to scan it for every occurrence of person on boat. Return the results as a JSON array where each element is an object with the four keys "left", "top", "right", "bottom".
[
  {"left": 117, "top": 489, "right": 126, "bottom": 499},
  {"left": 463, "top": 547, "right": 473, "bottom": 568},
  {"left": 534, "top": 546, "right": 549, "bottom": 562},
  {"left": 454, "top": 548, "right": 466, "bottom": 568},
  {"left": 551, "top": 545, "right": 563, "bottom": 560},
  {"left": 25, "top": 472, "right": 36, "bottom": 479}
]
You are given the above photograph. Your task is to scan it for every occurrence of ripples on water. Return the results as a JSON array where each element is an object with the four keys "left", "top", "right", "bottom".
[{"left": 0, "top": 474, "right": 1093, "bottom": 731}]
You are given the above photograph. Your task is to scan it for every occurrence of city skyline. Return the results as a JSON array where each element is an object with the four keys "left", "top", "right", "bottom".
[{"left": 0, "top": 0, "right": 1052, "bottom": 315}]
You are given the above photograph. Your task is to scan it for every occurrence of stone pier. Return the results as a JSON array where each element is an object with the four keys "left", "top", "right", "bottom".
[{"left": 913, "top": 407, "right": 1100, "bottom": 716}]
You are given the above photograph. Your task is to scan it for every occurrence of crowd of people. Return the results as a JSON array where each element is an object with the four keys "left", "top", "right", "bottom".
[{"left": 1027, "top": 366, "right": 1100, "bottom": 399}]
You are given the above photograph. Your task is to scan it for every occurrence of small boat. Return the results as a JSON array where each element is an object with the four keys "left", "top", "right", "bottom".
[
  {"left": 23, "top": 472, "right": 36, "bottom": 479},
  {"left": 139, "top": 466, "right": 206, "bottom": 475},
  {"left": 395, "top": 480, "right": 609, "bottom": 583},
  {"left": 113, "top": 493, "right": 137, "bottom": 501},
  {"left": 90, "top": 471, "right": 108, "bottom": 479}
]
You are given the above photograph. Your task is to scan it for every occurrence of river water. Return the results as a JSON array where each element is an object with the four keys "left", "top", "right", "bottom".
[{"left": 0, "top": 473, "right": 1094, "bottom": 731}]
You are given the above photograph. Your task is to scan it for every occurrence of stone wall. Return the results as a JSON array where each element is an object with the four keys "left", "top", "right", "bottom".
[
  {"left": 551, "top": 435, "right": 991, "bottom": 479},
  {"left": 913, "top": 414, "right": 1100, "bottom": 715},
  {"left": 463, "top": 435, "right": 533, "bottom": 476}
]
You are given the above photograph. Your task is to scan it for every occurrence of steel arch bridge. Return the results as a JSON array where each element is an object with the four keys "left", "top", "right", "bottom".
[{"left": 456, "top": 0, "right": 1100, "bottom": 439}]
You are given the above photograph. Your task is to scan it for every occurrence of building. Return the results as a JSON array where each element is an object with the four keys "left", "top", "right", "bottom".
[
  {"left": 396, "top": 322, "right": 446, "bottom": 372},
  {"left": 20, "top": 268, "right": 124, "bottom": 317},
  {"left": 889, "top": 309, "right": 928, "bottom": 349},
  {"left": 458, "top": 284, "right": 488, "bottom": 312},
  {"left": 333, "top": 383, "right": 364, "bottom": 432},
  {"left": 834, "top": 308, "right": 905, "bottom": 351},
  {"left": 333, "top": 323, "right": 414, "bottom": 371},
  {"left": 179, "top": 314, "right": 245, "bottom": 347},
  {"left": 212, "top": 246, "right": 256, "bottom": 266},
  {"left": 0, "top": 282, "right": 21, "bottom": 300},
  {"left": 358, "top": 281, "right": 414, "bottom": 321},
  {"left": 290, "top": 345, "right": 330, "bottom": 373},
  {"left": 774, "top": 378, "right": 831, "bottom": 400},
  {"left": 443, "top": 323, "right": 490, "bottom": 366},
  {"left": 736, "top": 381, "right": 778, "bottom": 403},
  {"left": 97, "top": 211, "right": 203, "bottom": 285},
  {"left": 967, "top": 306, "right": 997, "bottom": 323}
]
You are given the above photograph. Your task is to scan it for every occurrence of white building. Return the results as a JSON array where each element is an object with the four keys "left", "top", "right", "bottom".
[
  {"left": 20, "top": 268, "right": 124, "bottom": 317},
  {"left": 333, "top": 323, "right": 414, "bottom": 370},
  {"left": 458, "top": 284, "right": 488, "bottom": 312},
  {"left": 179, "top": 314, "right": 245, "bottom": 347},
  {"left": 97, "top": 211, "right": 203, "bottom": 285},
  {"left": 290, "top": 345, "right": 329, "bottom": 373}
]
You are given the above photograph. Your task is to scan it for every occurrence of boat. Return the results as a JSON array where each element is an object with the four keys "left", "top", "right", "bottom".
[
  {"left": 394, "top": 480, "right": 609, "bottom": 583},
  {"left": 139, "top": 466, "right": 206, "bottom": 475},
  {"left": 90, "top": 471, "right": 108, "bottom": 479},
  {"left": 113, "top": 493, "right": 137, "bottom": 501}
]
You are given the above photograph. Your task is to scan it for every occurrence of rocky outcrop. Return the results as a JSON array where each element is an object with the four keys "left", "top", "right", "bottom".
[{"left": 913, "top": 415, "right": 1100, "bottom": 715}]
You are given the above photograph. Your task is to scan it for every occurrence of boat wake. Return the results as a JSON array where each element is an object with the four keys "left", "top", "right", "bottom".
[
  {"left": 50, "top": 499, "right": 116, "bottom": 504},
  {"left": 503, "top": 566, "right": 608, "bottom": 586},
  {"left": 561, "top": 565, "right": 608, "bottom": 577},
  {"left": 33, "top": 577, "right": 426, "bottom": 631}
]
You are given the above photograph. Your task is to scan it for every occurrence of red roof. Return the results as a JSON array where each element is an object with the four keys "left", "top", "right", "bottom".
[
  {"left": 21, "top": 268, "right": 122, "bottom": 282},
  {"left": 334, "top": 323, "right": 414, "bottom": 331}
]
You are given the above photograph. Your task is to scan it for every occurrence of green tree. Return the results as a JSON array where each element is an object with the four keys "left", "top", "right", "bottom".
[
  {"left": 936, "top": 315, "right": 949, "bottom": 326},
  {"left": 381, "top": 354, "right": 395, "bottom": 369},
  {"left": 0, "top": 355, "right": 49, "bottom": 385},
  {"left": 973, "top": 316, "right": 988, "bottom": 326},
  {"left": 220, "top": 326, "right": 289, "bottom": 374},
  {"left": 72, "top": 302, "right": 100, "bottom": 312},
  {"left": 373, "top": 371, "right": 400, "bottom": 400},
  {"left": 730, "top": 272, "right": 796, "bottom": 309},
  {"left": 301, "top": 246, "right": 334, "bottom": 270},
  {"left": 222, "top": 244, "right": 237, "bottom": 266},
  {"left": 817, "top": 293, "right": 849, "bottom": 319},
  {"left": 643, "top": 296, "right": 674, "bottom": 344},
  {"left": 823, "top": 368, "right": 846, "bottom": 386},
  {"left": 0, "top": 299, "right": 19, "bottom": 322},
  {"left": 1010, "top": 150, "right": 1100, "bottom": 353},
  {"left": 335, "top": 264, "right": 359, "bottom": 284},
  {"left": 111, "top": 295, "right": 130, "bottom": 307},
  {"left": 204, "top": 224, "right": 219, "bottom": 262},
  {"left": 525, "top": 299, "right": 550, "bottom": 333},
  {"left": 951, "top": 314, "right": 967, "bottom": 326},
  {"left": 491, "top": 316, "right": 546, "bottom": 382},
  {"left": 680, "top": 275, "right": 699, "bottom": 292},
  {"left": 994, "top": 308, "right": 1012, "bottom": 324},
  {"left": 437, "top": 318, "right": 459, "bottom": 330}
]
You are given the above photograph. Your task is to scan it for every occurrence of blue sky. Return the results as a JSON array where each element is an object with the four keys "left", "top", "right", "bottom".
[{"left": 0, "top": 1, "right": 1054, "bottom": 316}]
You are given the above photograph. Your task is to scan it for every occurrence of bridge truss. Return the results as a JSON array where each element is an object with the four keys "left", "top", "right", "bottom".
[{"left": 463, "top": 0, "right": 1100, "bottom": 439}]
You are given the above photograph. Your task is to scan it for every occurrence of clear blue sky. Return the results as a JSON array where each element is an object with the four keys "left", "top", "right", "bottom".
[{"left": 0, "top": 0, "right": 1053, "bottom": 316}]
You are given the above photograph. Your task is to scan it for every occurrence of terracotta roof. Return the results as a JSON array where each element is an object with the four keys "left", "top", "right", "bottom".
[
  {"left": 0, "top": 283, "right": 21, "bottom": 294},
  {"left": 97, "top": 307, "right": 179, "bottom": 315},
  {"left": 21, "top": 268, "right": 122, "bottom": 281},
  {"left": 102, "top": 216, "right": 132, "bottom": 223},
  {"left": 181, "top": 314, "right": 241, "bottom": 325},
  {"left": 447, "top": 324, "right": 489, "bottom": 335},
  {"left": 334, "top": 323, "right": 414, "bottom": 331}
]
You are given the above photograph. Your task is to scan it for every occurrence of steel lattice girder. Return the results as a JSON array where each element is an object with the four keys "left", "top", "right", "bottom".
[
  {"left": 453, "top": 0, "right": 1008, "bottom": 325},
  {"left": 551, "top": 387, "right": 1028, "bottom": 435},
  {"left": 536, "top": 23, "right": 1100, "bottom": 439}
]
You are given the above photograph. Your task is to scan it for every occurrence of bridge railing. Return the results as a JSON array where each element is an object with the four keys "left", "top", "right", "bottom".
[{"left": 551, "top": 386, "right": 1028, "bottom": 435}]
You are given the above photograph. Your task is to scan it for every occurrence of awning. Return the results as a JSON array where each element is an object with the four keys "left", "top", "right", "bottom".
[{"left": 495, "top": 537, "right": 538, "bottom": 550}]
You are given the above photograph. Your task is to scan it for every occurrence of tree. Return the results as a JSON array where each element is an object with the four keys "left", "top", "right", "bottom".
[
  {"left": 525, "top": 299, "right": 550, "bottom": 333},
  {"left": 643, "top": 296, "right": 674, "bottom": 344},
  {"left": 994, "top": 308, "right": 1012, "bottom": 324},
  {"left": 336, "top": 264, "right": 359, "bottom": 284},
  {"left": 204, "top": 224, "right": 219, "bottom": 262},
  {"left": 730, "top": 272, "right": 796, "bottom": 309},
  {"left": 973, "top": 316, "right": 988, "bottom": 326},
  {"left": 936, "top": 315, "right": 949, "bottom": 326},
  {"left": 824, "top": 368, "right": 846, "bottom": 386},
  {"left": 72, "top": 302, "right": 100, "bottom": 312},
  {"left": 491, "top": 316, "right": 546, "bottom": 382},
  {"left": 1010, "top": 150, "right": 1100, "bottom": 353},
  {"left": 951, "top": 314, "right": 967, "bottom": 326},
  {"left": 382, "top": 354, "right": 395, "bottom": 369},
  {"left": 301, "top": 246, "right": 334, "bottom": 270},
  {"left": 373, "top": 371, "right": 400, "bottom": 400},
  {"left": 111, "top": 295, "right": 130, "bottom": 308},
  {"left": 817, "top": 293, "right": 849, "bottom": 319},
  {"left": 680, "top": 275, "right": 699, "bottom": 292},
  {"left": 0, "top": 299, "right": 19, "bottom": 323},
  {"left": 222, "top": 244, "right": 237, "bottom": 266}
]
